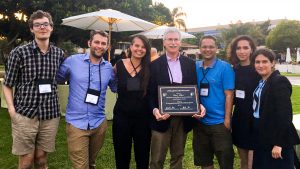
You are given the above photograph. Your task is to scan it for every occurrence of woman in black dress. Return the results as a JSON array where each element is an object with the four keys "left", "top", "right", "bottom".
[
  {"left": 228, "top": 35, "right": 260, "bottom": 169},
  {"left": 112, "top": 35, "right": 151, "bottom": 169},
  {"left": 251, "top": 48, "right": 300, "bottom": 169}
]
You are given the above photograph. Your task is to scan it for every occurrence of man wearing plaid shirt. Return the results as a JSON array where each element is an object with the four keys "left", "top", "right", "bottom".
[{"left": 3, "top": 10, "right": 64, "bottom": 169}]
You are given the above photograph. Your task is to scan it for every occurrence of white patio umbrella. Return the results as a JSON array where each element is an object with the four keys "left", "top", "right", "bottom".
[
  {"left": 296, "top": 48, "right": 300, "bottom": 63},
  {"left": 61, "top": 9, "right": 157, "bottom": 61},
  {"left": 286, "top": 47, "right": 292, "bottom": 63},
  {"left": 131, "top": 25, "right": 196, "bottom": 39}
]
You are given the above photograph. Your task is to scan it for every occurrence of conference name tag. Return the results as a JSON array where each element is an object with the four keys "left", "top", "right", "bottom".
[
  {"left": 39, "top": 84, "right": 52, "bottom": 94},
  {"left": 85, "top": 88, "right": 100, "bottom": 105},
  {"left": 235, "top": 90, "right": 245, "bottom": 99},
  {"left": 200, "top": 88, "right": 209, "bottom": 96},
  {"left": 85, "top": 94, "right": 99, "bottom": 105}
]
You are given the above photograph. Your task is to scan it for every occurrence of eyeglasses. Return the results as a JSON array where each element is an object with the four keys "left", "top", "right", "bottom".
[
  {"left": 201, "top": 45, "right": 216, "bottom": 49},
  {"left": 33, "top": 22, "right": 51, "bottom": 28}
]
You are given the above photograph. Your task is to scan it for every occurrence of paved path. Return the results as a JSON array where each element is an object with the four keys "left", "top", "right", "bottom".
[
  {"left": 293, "top": 114, "right": 300, "bottom": 159},
  {"left": 276, "top": 64, "right": 300, "bottom": 73},
  {"left": 286, "top": 76, "right": 300, "bottom": 86}
]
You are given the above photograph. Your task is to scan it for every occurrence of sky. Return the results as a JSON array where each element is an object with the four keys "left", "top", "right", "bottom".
[{"left": 153, "top": 0, "right": 300, "bottom": 28}]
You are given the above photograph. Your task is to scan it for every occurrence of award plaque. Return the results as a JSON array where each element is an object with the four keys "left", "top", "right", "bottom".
[{"left": 158, "top": 85, "right": 199, "bottom": 115}]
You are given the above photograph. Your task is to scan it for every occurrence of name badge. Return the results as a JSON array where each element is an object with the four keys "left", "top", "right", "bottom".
[
  {"left": 200, "top": 83, "right": 209, "bottom": 97},
  {"left": 235, "top": 90, "right": 245, "bottom": 99},
  {"left": 85, "top": 88, "right": 100, "bottom": 105},
  {"left": 39, "top": 84, "right": 52, "bottom": 94},
  {"left": 37, "top": 79, "right": 52, "bottom": 94}
]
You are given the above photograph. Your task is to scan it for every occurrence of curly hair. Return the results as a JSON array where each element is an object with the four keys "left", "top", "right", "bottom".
[
  {"left": 28, "top": 10, "right": 53, "bottom": 29},
  {"left": 227, "top": 35, "right": 256, "bottom": 65}
]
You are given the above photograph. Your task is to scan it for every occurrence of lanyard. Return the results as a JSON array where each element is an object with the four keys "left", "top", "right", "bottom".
[
  {"left": 129, "top": 59, "right": 141, "bottom": 75},
  {"left": 200, "top": 68, "right": 210, "bottom": 83},
  {"left": 167, "top": 63, "right": 175, "bottom": 84},
  {"left": 88, "top": 61, "right": 102, "bottom": 92},
  {"left": 200, "top": 59, "right": 217, "bottom": 83}
]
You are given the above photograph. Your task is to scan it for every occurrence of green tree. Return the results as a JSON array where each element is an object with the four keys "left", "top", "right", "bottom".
[
  {"left": 0, "top": 0, "right": 168, "bottom": 60},
  {"left": 182, "top": 32, "right": 204, "bottom": 46},
  {"left": 150, "top": 2, "right": 172, "bottom": 25},
  {"left": 266, "top": 20, "right": 300, "bottom": 52},
  {"left": 168, "top": 7, "right": 187, "bottom": 31},
  {"left": 219, "top": 21, "right": 270, "bottom": 54},
  {"left": 258, "top": 20, "right": 271, "bottom": 45},
  {"left": 0, "top": 0, "right": 98, "bottom": 50},
  {"left": 98, "top": 0, "right": 153, "bottom": 21}
]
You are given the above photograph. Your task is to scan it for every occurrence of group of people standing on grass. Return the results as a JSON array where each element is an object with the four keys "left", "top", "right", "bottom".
[{"left": 3, "top": 10, "right": 300, "bottom": 169}]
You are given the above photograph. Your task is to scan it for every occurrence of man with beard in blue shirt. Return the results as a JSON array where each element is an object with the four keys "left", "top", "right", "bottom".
[{"left": 57, "top": 30, "right": 117, "bottom": 169}]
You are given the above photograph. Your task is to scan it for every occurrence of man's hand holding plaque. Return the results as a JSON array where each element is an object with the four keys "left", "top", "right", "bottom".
[
  {"left": 153, "top": 104, "right": 206, "bottom": 121},
  {"left": 192, "top": 104, "right": 206, "bottom": 119},
  {"left": 153, "top": 108, "right": 170, "bottom": 121}
]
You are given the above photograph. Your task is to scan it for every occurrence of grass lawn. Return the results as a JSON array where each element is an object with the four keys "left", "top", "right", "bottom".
[
  {"left": 281, "top": 72, "right": 300, "bottom": 77},
  {"left": 0, "top": 86, "right": 299, "bottom": 168},
  {"left": 292, "top": 86, "right": 300, "bottom": 114},
  {"left": 0, "top": 108, "right": 241, "bottom": 169}
]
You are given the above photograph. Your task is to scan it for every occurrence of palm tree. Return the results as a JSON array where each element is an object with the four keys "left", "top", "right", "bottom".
[{"left": 168, "top": 7, "right": 187, "bottom": 32}]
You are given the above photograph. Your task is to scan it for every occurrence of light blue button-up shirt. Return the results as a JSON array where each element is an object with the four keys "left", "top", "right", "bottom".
[{"left": 57, "top": 53, "right": 117, "bottom": 130}]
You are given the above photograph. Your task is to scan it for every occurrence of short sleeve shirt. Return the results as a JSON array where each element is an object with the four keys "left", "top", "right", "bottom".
[
  {"left": 4, "top": 40, "right": 64, "bottom": 120},
  {"left": 196, "top": 58, "right": 235, "bottom": 125}
]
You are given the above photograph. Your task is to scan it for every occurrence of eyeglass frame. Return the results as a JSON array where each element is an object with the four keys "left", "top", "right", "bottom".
[
  {"left": 32, "top": 22, "right": 52, "bottom": 28},
  {"left": 164, "top": 38, "right": 181, "bottom": 43}
]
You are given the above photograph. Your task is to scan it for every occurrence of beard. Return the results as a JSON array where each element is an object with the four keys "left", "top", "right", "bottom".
[
  {"left": 37, "top": 37, "right": 49, "bottom": 41},
  {"left": 35, "top": 35, "right": 50, "bottom": 41},
  {"left": 34, "top": 31, "right": 52, "bottom": 41},
  {"left": 90, "top": 50, "right": 104, "bottom": 59}
]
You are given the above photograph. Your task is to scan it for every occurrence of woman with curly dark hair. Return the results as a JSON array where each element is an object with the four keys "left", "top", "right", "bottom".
[{"left": 228, "top": 35, "right": 260, "bottom": 169}]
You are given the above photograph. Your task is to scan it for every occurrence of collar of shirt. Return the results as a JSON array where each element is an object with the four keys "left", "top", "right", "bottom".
[
  {"left": 84, "top": 53, "right": 106, "bottom": 65},
  {"left": 253, "top": 79, "right": 266, "bottom": 118},
  {"left": 166, "top": 53, "right": 182, "bottom": 84},
  {"left": 199, "top": 57, "right": 217, "bottom": 69},
  {"left": 166, "top": 53, "right": 180, "bottom": 61},
  {"left": 258, "top": 79, "right": 266, "bottom": 88},
  {"left": 29, "top": 40, "right": 53, "bottom": 54}
]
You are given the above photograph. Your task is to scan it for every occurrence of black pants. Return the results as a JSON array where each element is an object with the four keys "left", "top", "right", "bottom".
[{"left": 112, "top": 114, "right": 151, "bottom": 169}]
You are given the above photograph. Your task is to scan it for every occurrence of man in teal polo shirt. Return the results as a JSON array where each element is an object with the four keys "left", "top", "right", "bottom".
[{"left": 193, "top": 35, "right": 235, "bottom": 169}]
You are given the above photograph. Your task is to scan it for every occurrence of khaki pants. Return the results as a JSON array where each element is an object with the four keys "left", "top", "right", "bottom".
[
  {"left": 66, "top": 119, "right": 108, "bottom": 169},
  {"left": 11, "top": 113, "right": 60, "bottom": 155},
  {"left": 150, "top": 117, "right": 187, "bottom": 169}
]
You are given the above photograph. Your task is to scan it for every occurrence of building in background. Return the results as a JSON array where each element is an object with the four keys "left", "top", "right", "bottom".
[{"left": 187, "top": 19, "right": 283, "bottom": 37}]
